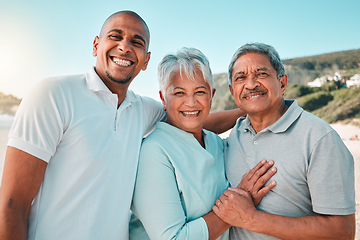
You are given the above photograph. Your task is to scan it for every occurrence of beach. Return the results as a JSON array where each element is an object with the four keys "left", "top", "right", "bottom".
[{"left": 0, "top": 123, "right": 359, "bottom": 237}]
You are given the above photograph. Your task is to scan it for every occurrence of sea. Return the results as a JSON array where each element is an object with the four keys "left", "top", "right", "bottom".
[{"left": 0, "top": 114, "right": 13, "bottom": 185}]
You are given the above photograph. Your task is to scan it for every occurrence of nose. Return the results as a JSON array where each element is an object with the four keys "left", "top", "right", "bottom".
[
  {"left": 244, "top": 74, "right": 260, "bottom": 89},
  {"left": 118, "top": 40, "right": 131, "bottom": 53},
  {"left": 184, "top": 95, "right": 197, "bottom": 107}
]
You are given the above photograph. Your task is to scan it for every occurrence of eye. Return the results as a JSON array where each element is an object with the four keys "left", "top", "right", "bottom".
[
  {"left": 132, "top": 40, "right": 144, "bottom": 47},
  {"left": 109, "top": 35, "right": 122, "bottom": 40},
  {"left": 257, "top": 72, "right": 269, "bottom": 77},
  {"left": 195, "top": 90, "right": 206, "bottom": 95},
  {"left": 174, "top": 91, "right": 185, "bottom": 96},
  {"left": 235, "top": 76, "right": 246, "bottom": 82}
]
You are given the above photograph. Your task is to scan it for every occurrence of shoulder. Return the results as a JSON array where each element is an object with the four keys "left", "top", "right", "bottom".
[
  {"left": 128, "top": 91, "right": 162, "bottom": 109},
  {"left": 29, "top": 74, "right": 87, "bottom": 97},
  {"left": 298, "top": 110, "right": 333, "bottom": 135}
]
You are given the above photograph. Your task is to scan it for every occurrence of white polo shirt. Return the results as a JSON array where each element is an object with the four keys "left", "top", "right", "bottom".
[{"left": 8, "top": 68, "right": 165, "bottom": 240}]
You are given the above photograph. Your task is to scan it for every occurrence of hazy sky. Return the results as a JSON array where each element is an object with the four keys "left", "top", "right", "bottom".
[{"left": 0, "top": 0, "right": 359, "bottom": 100}]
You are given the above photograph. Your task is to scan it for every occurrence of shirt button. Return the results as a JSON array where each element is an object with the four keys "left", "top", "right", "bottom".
[{"left": 254, "top": 141, "right": 258, "bottom": 144}]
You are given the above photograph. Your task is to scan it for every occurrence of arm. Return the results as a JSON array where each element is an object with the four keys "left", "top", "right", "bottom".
[
  {"left": 204, "top": 109, "right": 245, "bottom": 134},
  {"left": 132, "top": 143, "right": 275, "bottom": 239},
  {"left": 213, "top": 188, "right": 355, "bottom": 240},
  {"left": 205, "top": 160, "right": 277, "bottom": 239},
  {"left": 0, "top": 147, "right": 47, "bottom": 240},
  {"left": 132, "top": 142, "right": 210, "bottom": 240}
]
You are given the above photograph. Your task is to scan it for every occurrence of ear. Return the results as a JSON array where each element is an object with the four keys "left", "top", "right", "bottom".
[
  {"left": 210, "top": 88, "right": 216, "bottom": 106},
  {"left": 229, "top": 84, "right": 234, "bottom": 96},
  {"left": 279, "top": 75, "right": 288, "bottom": 95},
  {"left": 159, "top": 90, "right": 166, "bottom": 111},
  {"left": 92, "top": 36, "right": 100, "bottom": 57},
  {"left": 212, "top": 88, "right": 216, "bottom": 98},
  {"left": 142, "top": 52, "right": 151, "bottom": 71}
]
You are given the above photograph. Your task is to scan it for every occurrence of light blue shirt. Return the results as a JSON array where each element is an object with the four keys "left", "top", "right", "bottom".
[{"left": 130, "top": 122, "right": 229, "bottom": 240}]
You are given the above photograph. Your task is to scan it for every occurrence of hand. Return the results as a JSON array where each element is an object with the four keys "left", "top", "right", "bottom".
[
  {"left": 237, "top": 160, "right": 277, "bottom": 205},
  {"left": 213, "top": 188, "right": 258, "bottom": 229}
]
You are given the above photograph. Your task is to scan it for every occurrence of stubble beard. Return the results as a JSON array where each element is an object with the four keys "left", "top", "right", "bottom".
[{"left": 106, "top": 71, "right": 132, "bottom": 85}]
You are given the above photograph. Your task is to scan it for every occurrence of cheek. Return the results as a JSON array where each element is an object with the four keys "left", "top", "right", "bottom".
[
  {"left": 233, "top": 86, "right": 243, "bottom": 99},
  {"left": 166, "top": 98, "right": 180, "bottom": 112}
]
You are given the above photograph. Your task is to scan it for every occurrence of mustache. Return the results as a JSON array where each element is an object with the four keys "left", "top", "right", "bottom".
[{"left": 241, "top": 89, "right": 267, "bottom": 98}]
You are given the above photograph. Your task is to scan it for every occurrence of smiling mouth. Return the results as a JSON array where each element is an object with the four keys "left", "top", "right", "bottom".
[
  {"left": 242, "top": 91, "right": 266, "bottom": 99},
  {"left": 111, "top": 56, "right": 134, "bottom": 67},
  {"left": 181, "top": 110, "right": 200, "bottom": 116}
]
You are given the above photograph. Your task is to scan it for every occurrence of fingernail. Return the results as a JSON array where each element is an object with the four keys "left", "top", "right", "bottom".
[{"left": 268, "top": 160, "right": 274, "bottom": 165}]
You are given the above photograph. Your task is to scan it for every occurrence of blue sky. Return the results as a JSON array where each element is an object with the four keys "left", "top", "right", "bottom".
[{"left": 0, "top": 0, "right": 359, "bottom": 100}]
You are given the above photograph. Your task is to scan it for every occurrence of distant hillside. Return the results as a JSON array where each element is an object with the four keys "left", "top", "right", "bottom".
[
  {"left": 283, "top": 49, "right": 360, "bottom": 85},
  {"left": 0, "top": 92, "right": 21, "bottom": 115},
  {"left": 211, "top": 49, "right": 360, "bottom": 123}
]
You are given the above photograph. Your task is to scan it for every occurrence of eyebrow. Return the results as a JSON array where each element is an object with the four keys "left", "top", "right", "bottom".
[
  {"left": 256, "top": 67, "right": 269, "bottom": 72},
  {"left": 173, "top": 86, "right": 208, "bottom": 90}
]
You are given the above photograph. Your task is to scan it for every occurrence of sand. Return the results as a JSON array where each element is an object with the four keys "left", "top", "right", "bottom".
[
  {"left": 0, "top": 124, "right": 359, "bottom": 237},
  {"left": 331, "top": 123, "right": 360, "bottom": 239}
]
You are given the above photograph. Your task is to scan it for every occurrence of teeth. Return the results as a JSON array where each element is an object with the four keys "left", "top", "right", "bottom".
[
  {"left": 182, "top": 111, "right": 199, "bottom": 115},
  {"left": 113, "top": 58, "right": 131, "bottom": 66},
  {"left": 247, "top": 94, "right": 262, "bottom": 99}
]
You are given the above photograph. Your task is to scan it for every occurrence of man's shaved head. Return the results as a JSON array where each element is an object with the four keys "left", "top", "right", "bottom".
[{"left": 99, "top": 11, "right": 150, "bottom": 42}]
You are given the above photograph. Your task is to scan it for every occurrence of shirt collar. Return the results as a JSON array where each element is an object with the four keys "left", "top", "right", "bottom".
[
  {"left": 268, "top": 100, "right": 303, "bottom": 133},
  {"left": 237, "top": 100, "right": 303, "bottom": 134},
  {"left": 86, "top": 67, "right": 139, "bottom": 104},
  {"left": 86, "top": 67, "right": 112, "bottom": 93}
]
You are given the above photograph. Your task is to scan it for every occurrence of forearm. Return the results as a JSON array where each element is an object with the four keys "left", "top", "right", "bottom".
[
  {"left": 204, "top": 109, "right": 244, "bottom": 134},
  {"left": 0, "top": 147, "right": 47, "bottom": 240},
  {"left": 249, "top": 212, "right": 355, "bottom": 240},
  {"left": 0, "top": 197, "right": 29, "bottom": 240},
  {"left": 203, "top": 211, "right": 230, "bottom": 240}
]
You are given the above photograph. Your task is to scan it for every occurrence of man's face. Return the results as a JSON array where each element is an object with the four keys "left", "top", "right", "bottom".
[
  {"left": 229, "top": 53, "right": 287, "bottom": 117},
  {"left": 92, "top": 13, "right": 150, "bottom": 90}
]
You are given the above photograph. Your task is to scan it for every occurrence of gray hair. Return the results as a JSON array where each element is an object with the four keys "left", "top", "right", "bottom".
[
  {"left": 158, "top": 47, "right": 214, "bottom": 95},
  {"left": 228, "top": 43, "right": 285, "bottom": 86}
]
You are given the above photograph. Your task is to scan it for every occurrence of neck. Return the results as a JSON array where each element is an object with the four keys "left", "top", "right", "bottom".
[
  {"left": 249, "top": 101, "right": 288, "bottom": 133},
  {"left": 193, "top": 131, "right": 205, "bottom": 148}
]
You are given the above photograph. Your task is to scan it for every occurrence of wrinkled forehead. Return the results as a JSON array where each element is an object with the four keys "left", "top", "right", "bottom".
[{"left": 233, "top": 53, "right": 273, "bottom": 74}]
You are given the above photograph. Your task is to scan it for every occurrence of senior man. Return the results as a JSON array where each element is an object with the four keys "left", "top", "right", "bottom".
[{"left": 213, "top": 42, "right": 355, "bottom": 239}]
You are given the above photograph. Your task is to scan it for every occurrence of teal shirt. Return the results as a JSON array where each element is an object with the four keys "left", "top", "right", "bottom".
[{"left": 130, "top": 122, "right": 229, "bottom": 240}]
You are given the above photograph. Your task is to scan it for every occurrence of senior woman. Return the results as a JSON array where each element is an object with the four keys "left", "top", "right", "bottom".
[{"left": 130, "top": 47, "right": 276, "bottom": 240}]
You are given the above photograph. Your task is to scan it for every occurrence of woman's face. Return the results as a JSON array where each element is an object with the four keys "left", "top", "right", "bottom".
[{"left": 160, "top": 68, "right": 214, "bottom": 135}]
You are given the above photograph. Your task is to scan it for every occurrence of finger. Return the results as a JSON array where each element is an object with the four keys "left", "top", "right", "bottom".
[
  {"left": 216, "top": 199, "right": 222, "bottom": 208},
  {"left": 256, "top": 180, "right": 276, "bottom": 198},
  {"left": 237, "top": 160, "right": 267, "bottom": 189},
  {"left": 246, "top": 159, "right": 267, "bottom": 179},
  {"left": 252, "top": 166, "right": 277, "bottom": 191}
]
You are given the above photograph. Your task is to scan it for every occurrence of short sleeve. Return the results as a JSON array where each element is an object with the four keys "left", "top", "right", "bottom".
[
  {"left": 307, "top": 130, "right": 355, "bottom": 215},
  {"left": 7, "top": 79, "right": 66, "bottom": 162},
  {"left": 131, "top": 140, "right": 209, "bottom": 240}
]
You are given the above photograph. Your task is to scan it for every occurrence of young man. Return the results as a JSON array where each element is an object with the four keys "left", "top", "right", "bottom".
[{"left": 213, "top": 43, "right": 356, "bottom": 239}]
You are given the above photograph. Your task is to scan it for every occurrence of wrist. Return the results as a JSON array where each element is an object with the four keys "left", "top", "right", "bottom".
[{"left": 242, "top": 208, "right": 261, "bottom": 232}]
